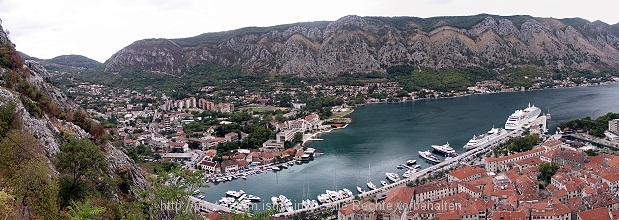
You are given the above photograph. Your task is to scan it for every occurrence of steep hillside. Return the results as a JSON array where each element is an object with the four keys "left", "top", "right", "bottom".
[
  {"left": 0, "top": 21, "right": 148, "bottom": 219},
  {"left": 104, "top": 14, "right": 619, "bottom": 76}
]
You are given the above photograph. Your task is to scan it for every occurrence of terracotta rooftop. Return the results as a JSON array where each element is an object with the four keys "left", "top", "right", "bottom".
[
  {"left": 385, "top": 187, "right": 415, "bottom": 205},
  {"left": 448, "top": 165, "right": 485, "bottom": 180},
  {"left": 578, "top": 207, "right": 612, "bottom": 220},
  {"left": 607, "top": 156, "right": 619, "bottom": 167}
]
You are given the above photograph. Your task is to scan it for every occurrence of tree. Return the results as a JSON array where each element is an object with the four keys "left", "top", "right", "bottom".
[
  {"left": 538, "top": 162, "right": 560, "bottom": 184},
  {"left": 143, "top": 168, "right": 205, "bottom": 220},
  {"left": 293, "top": 132, "right": 303, "bottom": 144},
  {"left": 66, "top": 200, "right": 105, "bottom": 220},
  {"left": 54, "top": 137, "right": 108, "bottom": 207}
]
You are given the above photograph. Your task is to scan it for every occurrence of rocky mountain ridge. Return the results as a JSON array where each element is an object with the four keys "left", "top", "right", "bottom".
[{"left": 104, "top": 14, "right": 619, "bottom": 76}]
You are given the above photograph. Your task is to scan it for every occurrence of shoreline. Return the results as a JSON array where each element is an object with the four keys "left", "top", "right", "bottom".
[{"left": 302, "top": 82, "right": 619, "bottom": 146}]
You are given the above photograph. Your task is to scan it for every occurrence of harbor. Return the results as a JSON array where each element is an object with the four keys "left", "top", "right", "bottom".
[{"left": 196, "top": 83, "right": 619, "bottom": 215}]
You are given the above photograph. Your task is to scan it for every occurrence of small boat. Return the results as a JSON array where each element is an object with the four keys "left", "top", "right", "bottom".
[
  {"left": 367, "top": 181, "right": 377, "bottom": 190},
  {"left": 386, "top": 172, "right": 400, "bottom": 182},
  {"left": 380, "top": 180, "right": 388, "bottom": 186},
  {"left": 397, "top": 164, "right": 404, "bottom": 169},
  {"left": 193, "top": 189, "right": 200, "bottom": 195},
  {"left": 281, "top": 164, "right": 288, "bottom": 169},
  {"left": 406, "top": 160, "right": 417, "bottom": 165},
  {"left": 288, "top": 161, "right": 294, "bottom": 166},
  {"left": 356, "top": 186, "right": 365, "bottom": 193},
  {"left": 198, "top": 195, "right": 205, "bottom": 199},
  {"left": 272, "top": 166, "right": 281, "bottom": 171},
  {"left": 412, "top": 164, "right": 421, "bottom": 169},
  {"left": 242, "top": 175, "right": 247, "bottom": 179}
]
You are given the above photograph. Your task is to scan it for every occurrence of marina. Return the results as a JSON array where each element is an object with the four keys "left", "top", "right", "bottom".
[{"left": 198, "top": 84, "right": 619, "bottom": 213}]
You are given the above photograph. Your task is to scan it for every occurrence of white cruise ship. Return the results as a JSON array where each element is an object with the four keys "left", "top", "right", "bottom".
[
  {"left": 463, "top": 127, "right": 511, "bottom": 150},
  {"left": 504, "top": 104, "right": 542, "bottom": 130}
]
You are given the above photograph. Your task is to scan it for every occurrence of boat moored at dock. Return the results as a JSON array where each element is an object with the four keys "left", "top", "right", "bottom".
[
  {"left": 418, "top": 150, "right": 441, "bottom": 163},
  {"left": 386, "top": 172, "right": 400, "bottom": 182}
]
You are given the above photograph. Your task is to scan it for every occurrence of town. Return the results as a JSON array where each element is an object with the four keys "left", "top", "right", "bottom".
[{"left": 54, "top": 72, "right": 619, "bottom": 220}]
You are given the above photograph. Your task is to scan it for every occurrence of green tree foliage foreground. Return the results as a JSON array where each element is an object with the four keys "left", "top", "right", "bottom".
[{"left": 54, "top": 137, "right": 108, "bottom": 208}]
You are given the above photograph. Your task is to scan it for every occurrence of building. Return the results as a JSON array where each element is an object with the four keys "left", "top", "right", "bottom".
[
  {"left": 200, "top": 161, "right": 220, "bottom": 174},
  {"left": 484, "top": 148, "right": 546, "bottom": 173},
  {"left": 260, "top": 139, "right": 285, "bottom": 152},
  {"left": 552, "top": 148, "right": 587, "bottom": 168},
  {"left": 337, "top": 202, "right": 377, "bottom": 220},
  {"left": 610, "top": 119, "right": 619, "bottom": 134},
  {"left": 276, "top": 129, "right": 299, "bottom": 143},
  {"left": 414, "top": 181, "right": 458, "bottom": 203},
  {"left": 447, "top": 165, "right": 485, "bottom": 182}
]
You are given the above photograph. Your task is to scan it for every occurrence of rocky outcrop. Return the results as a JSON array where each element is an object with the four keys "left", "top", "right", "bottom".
[{"left": 104, "top": 14, "right": 619, "bottom": 76}]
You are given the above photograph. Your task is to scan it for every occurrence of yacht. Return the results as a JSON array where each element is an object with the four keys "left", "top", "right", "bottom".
[
  {"left": 386, "top": 172, "right": 400, "bottom": 182},
  {"left": 406, "top": 160, "right": 417, "bottom": 165},
  {"left": 505, "top": 103, "right": 542, "bottom": 130},
  {"left": 357, "top": 186, "right": 365, "bottom": 193},
  {"left": 343, "top": 188, "right": 353, "bottom": 197},
  {"left": 317, "top": 194, "right": 331, "bottom": 204},
  {"left": 278, "top": 195, "right": 294, "bottom": 212},
  {"left": 367, "top": 181, "right": 377, "bottom": 190},
  {"left": 418, "top": 150, "right": 441, "bottom": 163},
  {"left": 431, "top": 142, "right": 456, "bottom": 155},
  {"left": 246, "top": 195, "right": 261, "bottom": 202},
  {"left": 404, "top": 168, "right": 419, "bottom": 178},
  {"left": 225, "top": 190, "right": 245, "bottom": 198},
  {"left": 464, "top": 127, "right": 511, "bottom": 150},
  {"left": 380, "top": 180, "right": 388, "bottom": 186}
]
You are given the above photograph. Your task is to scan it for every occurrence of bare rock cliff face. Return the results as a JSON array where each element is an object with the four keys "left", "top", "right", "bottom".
[{"left": 104, "top": 15, "right": 619, "bottom": 76}]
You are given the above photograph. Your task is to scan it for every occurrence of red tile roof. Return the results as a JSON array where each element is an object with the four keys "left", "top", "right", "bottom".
[
  {"left": 448, "top": 165, "right": 484, "bottom": 180},
  {"left": 578, "top": 207, "right": 612, "bottom": 220}
]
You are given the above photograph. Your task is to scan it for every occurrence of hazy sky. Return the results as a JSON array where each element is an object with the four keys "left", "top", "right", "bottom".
[{"left": 1, "top": 0, "right": 617, "bottom": 63}]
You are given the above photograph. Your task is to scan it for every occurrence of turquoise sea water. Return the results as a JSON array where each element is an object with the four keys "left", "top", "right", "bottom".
[{"left": 201, "top": 83, "right": 619, "bottom": 210}]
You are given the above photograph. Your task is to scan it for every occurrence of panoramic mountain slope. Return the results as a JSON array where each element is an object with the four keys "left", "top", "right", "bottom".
[{"left": 104, "top": 14, "right": 619, "bottom": 76}]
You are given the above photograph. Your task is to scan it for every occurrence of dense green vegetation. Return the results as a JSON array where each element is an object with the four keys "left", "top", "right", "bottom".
[
  {"left": 538, "top": 162, "right": 560, "bottom": 184},
  {"left": 559, "top": 112, "right": 619, "bottom": 137},
  {"left": 387, "top": 66, "right": 498, "bottom": 92}
]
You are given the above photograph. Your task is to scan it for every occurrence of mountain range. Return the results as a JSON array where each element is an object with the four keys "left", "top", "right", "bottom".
[{"left": 98, "top": 14, "right": 619, "bottom": 76}]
